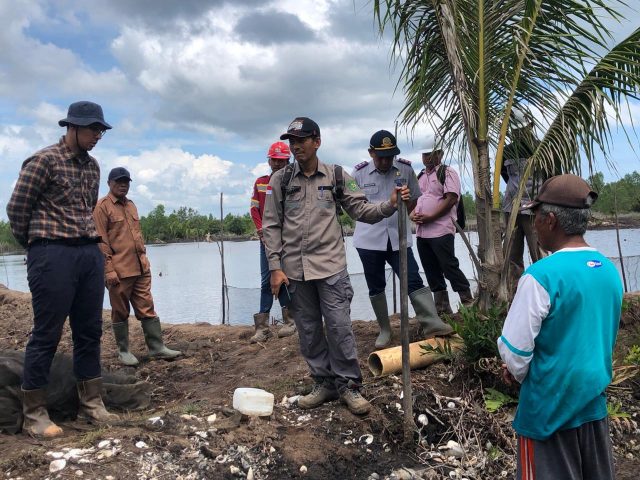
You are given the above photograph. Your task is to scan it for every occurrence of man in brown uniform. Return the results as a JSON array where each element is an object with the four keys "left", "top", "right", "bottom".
[{"left": 93, "top": 167, "right": 181, "bottom": 366}]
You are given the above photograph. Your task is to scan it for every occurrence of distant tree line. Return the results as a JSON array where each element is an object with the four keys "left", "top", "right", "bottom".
[
  {"left": 589, "top": 171, "right": 640, "bottom": 214},
  {"left": 0, "top": 172, "right": 637, "bottom": 250}
]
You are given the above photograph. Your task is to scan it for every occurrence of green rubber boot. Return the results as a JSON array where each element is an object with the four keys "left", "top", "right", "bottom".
[
  {"left": 112, "top": 322, "right": 139, "bottom": 366},
  {"left": 410, "top": 287, "right": 453, "bottom": 338},
  {"left": 370, "top": 293, "right": 392, "bottom": 349},
  {"left": 141, "top": 317, "right": 182, "bottom": 359}
]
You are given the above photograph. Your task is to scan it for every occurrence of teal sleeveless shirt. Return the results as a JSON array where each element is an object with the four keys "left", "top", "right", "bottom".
[{"left": 513, "top": 249, "right": 623, "bottom": 440}]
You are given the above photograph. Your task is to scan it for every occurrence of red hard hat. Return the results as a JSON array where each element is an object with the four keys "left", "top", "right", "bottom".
[{"left": 267, "top": 141, "right": 291, "bottom": 159}]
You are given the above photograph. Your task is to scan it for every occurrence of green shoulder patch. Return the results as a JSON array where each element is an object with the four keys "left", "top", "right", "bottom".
[{"left": 346, "top": 179, "right": 359, "bottom": 192}]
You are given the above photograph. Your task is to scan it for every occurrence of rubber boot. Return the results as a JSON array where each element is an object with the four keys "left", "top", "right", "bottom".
[
  {"left": 21, "top": 388, "right": 63, "bottom": 438},
  {"left": 112, "top": 322, "right": 139, "bottom": 366},
  {"left": 250, "top": 312, "right": 271, "bottom": 343},
  {"left": 458, "top": 289, "right": 474, "bottom": 308},
  {"left": 77, "top": 378, "right": 120, "bottom": 423},
  {"left": 278, "top": 307, "right": 297, "bottom": 338},
  {"left": 141, "top": 317, "right": 182, "bottom": 359},
  {"left": 433, "top": 290, "right": 454, "bottom": 316},
  {"left": 370, "top": 293, "right": 392, "bottom": 349},
  {"left": 410, "top": 287, "right": 453, "bottom": 338}
]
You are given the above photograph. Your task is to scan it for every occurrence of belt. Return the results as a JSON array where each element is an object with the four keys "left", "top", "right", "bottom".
[{"left": 30, "top": 237, "right": 101, "bottom": 247}]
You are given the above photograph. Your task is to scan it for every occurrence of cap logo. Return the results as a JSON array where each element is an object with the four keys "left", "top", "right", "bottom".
[{"left": 288, "top": 120, "right": 303, "bottom": 132}]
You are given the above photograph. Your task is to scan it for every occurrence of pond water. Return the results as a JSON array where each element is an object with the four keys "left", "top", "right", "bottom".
[{"left": 1, "top": 229, "right": 638, "bottom": 325}]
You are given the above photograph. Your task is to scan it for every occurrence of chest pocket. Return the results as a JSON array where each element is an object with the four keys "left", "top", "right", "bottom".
[
  {"left": 362, "top": 184, "right": 378, "bottom": 196},
  {"left": 108, "top": 214, "right": 126, "bottom": 236},
  {"left": 48, "top": 174, "right": 76, "bottom": 205},
  {"left": 284, "top": 191, "right": 303, "bottom": 212},
  {"left": 317, "top": 196, "right": 335, "bottom": 216}
]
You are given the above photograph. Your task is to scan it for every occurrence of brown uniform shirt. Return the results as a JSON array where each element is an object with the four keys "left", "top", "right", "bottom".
[
  {"left": 93, "top": 193, "right": 150, "bottom": 279},
  {"left": 262, "top": 160, "right": 396, "bottom": 281}
]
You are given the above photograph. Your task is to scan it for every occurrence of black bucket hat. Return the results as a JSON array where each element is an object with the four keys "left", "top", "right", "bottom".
[{"left": 58, "top": 101, "right": 112, "bottom": 129}]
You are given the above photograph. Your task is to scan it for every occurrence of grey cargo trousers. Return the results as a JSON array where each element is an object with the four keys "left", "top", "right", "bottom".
[{"left": 288, "top": 269, "right": 362, "bottom": 392}]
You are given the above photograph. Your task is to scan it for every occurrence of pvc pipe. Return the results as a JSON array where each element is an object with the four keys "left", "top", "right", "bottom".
[{"left": 367, "top": 336, "right": 463, "bottom": 377}]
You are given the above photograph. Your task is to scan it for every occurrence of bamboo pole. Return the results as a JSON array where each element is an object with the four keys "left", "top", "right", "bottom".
[
  {"left": 368, "top": 336, "right": 464, "bottom": 376},
  {"left": 397, "top": 187, "right": 414, "bottom": 443}
]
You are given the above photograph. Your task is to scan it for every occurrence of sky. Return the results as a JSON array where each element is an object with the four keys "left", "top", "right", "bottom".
[{"left": 1, "top": 0, "right": 638, "bottom": 218}]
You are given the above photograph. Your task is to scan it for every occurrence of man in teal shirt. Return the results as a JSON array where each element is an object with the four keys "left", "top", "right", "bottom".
[{"left": 498, "top": 174, "right": 622, "bottom": 480}]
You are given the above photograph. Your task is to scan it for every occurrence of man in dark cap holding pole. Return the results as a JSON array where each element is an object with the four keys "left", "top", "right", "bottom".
[
  {"left": 7, "top": 101, "right": 119, "bottom": 438},
  {"left": 262, "top": 117, "right": 410, "bottom": 416},
  {"left": 93, "top": 167, "right": 182, "bottom": 366}
]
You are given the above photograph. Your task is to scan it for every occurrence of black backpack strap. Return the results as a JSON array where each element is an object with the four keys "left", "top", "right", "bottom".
[
  {"left": 333, "top": 165, "right": 344, "bottom": 200},
  {"left": 279, "top": 163, "right": 296, "bottom": 221},
  {"left": 417, "top": 168, "right": 425, "bottom": 180}
]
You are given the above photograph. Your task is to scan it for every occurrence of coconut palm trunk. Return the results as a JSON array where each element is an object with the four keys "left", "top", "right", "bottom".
[{"left": 374, "top": 0, "right": 640, "bottom": 308}]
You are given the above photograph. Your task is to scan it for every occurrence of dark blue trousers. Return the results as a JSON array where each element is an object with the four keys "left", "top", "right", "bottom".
[
  {"left": 259, "top": 241, "right": 290, "bottom": 313},
  {"left": 23, "top": 243, "right": 105, "bottom": 389},
  {"left": 356, "top": 239, "right": 424, "bottom": 297}
]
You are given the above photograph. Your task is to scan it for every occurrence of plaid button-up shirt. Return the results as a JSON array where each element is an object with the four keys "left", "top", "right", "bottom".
[{"left": 6, "top": 137, "right": 101, "bottom": 248}]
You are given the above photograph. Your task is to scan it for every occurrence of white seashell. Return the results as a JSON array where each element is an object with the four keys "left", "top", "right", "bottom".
[
  {"left": 447, "top": 401, "right": 456, "bottom": 409},
  {"left": 97, "top": 440, "right": 111, "bottom": 449},
  {"left": 207, "top": 414, "right": 217, "bottom": 423},
  {"left": 135, "top": 441, "right": 148, "bottom": 449},
  {"left": 46, "top": 451, "right": 64, "bottom": 459},
  {"left": 49, "top": 459, "right": 66, "bottom": 473},
  {"left": 359, "top": 434, "right": 374, "bottom": 445},
  {"left": 417, "top": 414, "right": 428, "bottom": 426},
  {"left": 148, "top": 416, "right": 164, "bottom": 426},
  {"left": 300, "top": 465, "right": 308, "bottom": 473}
]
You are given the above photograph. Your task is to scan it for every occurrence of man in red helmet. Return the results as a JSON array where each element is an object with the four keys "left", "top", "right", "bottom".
[{"left": 249, "top": 141, "right": 296, "bottom": 342}]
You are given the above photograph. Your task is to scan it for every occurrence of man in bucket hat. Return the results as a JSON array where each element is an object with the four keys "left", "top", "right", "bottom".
[
  {"left": 6, "top": 101, "right": 119, "bottom": 438},
  {"left": 498, "top": 174, "right": 622, "bottom": 479}
]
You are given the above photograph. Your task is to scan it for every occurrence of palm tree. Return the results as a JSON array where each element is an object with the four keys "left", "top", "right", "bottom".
[{"left": 374, "top": 0, "right": 640, "bottom": 308}]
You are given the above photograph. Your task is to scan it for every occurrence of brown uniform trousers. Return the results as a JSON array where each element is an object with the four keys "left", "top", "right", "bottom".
[{"left": 108, "top": 272, "right": 157, "bottom": 323}]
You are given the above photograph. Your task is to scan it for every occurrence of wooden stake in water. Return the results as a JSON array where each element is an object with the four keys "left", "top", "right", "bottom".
[
  {"left": 220, "top": 192, "right": 227, "bottom": 324},
  {"left": 614, "top": 191, "right": 628, "bottom": 293},
  {"left": 397, "top": 186, "right": 415, "bottom": 443}
]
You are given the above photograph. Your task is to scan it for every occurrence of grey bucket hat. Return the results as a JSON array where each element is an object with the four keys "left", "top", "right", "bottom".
[{"left": 58, "top": 101, "right": 112, "bottom": 129}]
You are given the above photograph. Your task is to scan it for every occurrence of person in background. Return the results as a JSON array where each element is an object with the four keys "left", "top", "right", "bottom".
[
  {"left": 93, "top": 167, "right": 182, "bottom": 366},
  {"left": 498, "top": 174, "right": 621, "bottom": 480},
  {"left": 352, "top": 130, "right": 452, "bottom": 349},
  {"left": 262, "top": 117, "right": 410, "bottom": 415},
  {"left": 6, "top": 101, "right": 119, "bottom": 438},
  {"left": 249, "top": 142, "right": 295, "bottom": 343},
  {"left": 412, "top": 139, "right": 473, "bottom": 315},
  {"left": 501, "top": 107, "right": 543, "bottom": 292}
]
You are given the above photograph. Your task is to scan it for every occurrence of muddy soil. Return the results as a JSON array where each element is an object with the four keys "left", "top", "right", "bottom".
[{"left": 1, "top": 285, "right": 639, "bottom": 480}]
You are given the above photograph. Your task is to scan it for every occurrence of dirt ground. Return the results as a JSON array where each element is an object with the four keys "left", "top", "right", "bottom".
[{"left": 1, "top": 285, "right": 639, "bottom": 480}]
